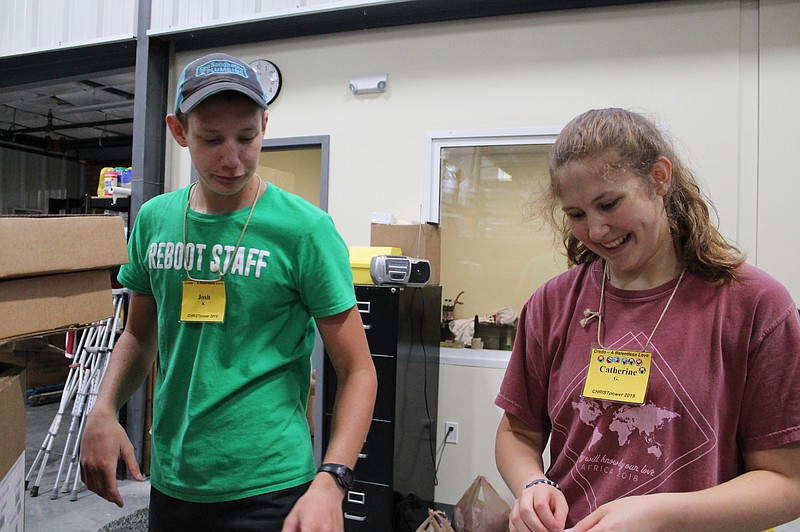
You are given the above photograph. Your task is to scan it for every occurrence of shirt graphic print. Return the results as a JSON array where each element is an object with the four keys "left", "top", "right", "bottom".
[{"left": 552, "top": 330, "right": 716, "bottom": 510}]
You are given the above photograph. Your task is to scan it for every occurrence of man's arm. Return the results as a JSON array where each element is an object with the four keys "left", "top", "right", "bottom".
[
  {"left": 283, "top": 305, "right": 377, "bottom": 531},
  {"left": 80, "top": 291, "right": 159, "bottom": 507},
  {"left": 315, "top": 305, "right": 377, "bottom": 469}
]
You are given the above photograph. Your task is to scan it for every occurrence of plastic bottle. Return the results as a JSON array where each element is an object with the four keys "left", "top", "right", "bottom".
[
  {"left": 103, "top": 169, "right": 119, "bottom": 197},
  {"left": 120, "top": 167, "right": 133, "bottom": 186},
  {"left": 97, "top": 167, "right": 114, "bottom": 197},
  {"left": 443, "top": 299, "right": 454, "bottom": 321},
  {"left": 441, "top": 299, "right": 455, "bottom": 342}
]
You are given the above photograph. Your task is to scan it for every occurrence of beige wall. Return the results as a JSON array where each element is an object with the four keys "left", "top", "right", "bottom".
[{"left": 164, "top": 0, "right": 800, "bottom": 515}]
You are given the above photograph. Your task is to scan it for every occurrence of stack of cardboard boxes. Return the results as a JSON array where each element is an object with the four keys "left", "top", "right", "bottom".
[{"left": 0, "top": 214, "right": 129, "bottom": 530}]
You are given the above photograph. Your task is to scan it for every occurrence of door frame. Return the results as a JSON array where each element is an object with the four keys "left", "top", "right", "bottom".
[{"left": 261, "top": 135, "right": 330, "bottom": 212}]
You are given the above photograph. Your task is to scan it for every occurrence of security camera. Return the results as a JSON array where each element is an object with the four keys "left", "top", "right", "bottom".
[{"left": 349, "top": 73, "right": 389, "bottom": 95}]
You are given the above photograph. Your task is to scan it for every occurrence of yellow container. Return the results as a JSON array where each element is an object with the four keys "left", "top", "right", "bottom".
[{"left": 349, "top": 246, "right": 402, "bottom": 285}]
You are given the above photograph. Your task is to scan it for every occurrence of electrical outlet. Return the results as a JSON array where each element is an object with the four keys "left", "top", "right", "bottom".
[{"left": 444, "top": 421, "right": 459, "bottom": 444}]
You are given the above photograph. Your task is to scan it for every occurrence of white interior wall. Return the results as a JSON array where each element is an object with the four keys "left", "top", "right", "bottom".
[
  {"left": 163, "top": 0, "right": 800, "bottom": 520},
  {"left": 758, "top": 0, "right": 800, "bottom": 302},
  {"left": 436, "top": 363, "right": 513, "bottom": 506}
]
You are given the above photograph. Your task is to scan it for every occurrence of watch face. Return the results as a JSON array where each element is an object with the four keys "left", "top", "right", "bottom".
[
  {"left": 339, "top": 465, "right": 354, "bottom": 489},
  {"left": 249, "top": 59, "right": 282, "bottom": 105}
]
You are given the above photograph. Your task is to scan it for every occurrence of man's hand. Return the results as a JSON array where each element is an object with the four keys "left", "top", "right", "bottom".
[
  {"left": 79, "top": 408, "right": 143, "bottom": 508},
  {"left": 282, "top": 473, "right": 345, "bottom": 532}
]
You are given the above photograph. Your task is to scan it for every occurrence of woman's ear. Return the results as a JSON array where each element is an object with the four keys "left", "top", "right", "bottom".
[
  {"left": 652, "top": 156, "right": 673, "bottom": 196},
  {"left": 165, "top": 114, "right": 189, "bottom": 147}
]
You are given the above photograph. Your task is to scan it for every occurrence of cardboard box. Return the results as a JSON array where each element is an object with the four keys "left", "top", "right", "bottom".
[
  {"left": 370, "top": 223, "right": 441, "bottom": 284},
  {"left": 348, "top": 246, "right": 402, "bottom": 285},
  {"left": 0, "top": 269, "right": 114, "bottom": 344},
  {"left": 0, "top": 336, "right": 70, "bottom": 389},
  {"left": 0, "top": 364, "right": 25, "bottom": 531},
  {"left": 0, "top": 215, "right": 128, "bottom": 280}
]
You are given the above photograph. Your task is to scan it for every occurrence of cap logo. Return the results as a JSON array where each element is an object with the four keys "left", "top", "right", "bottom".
[{"left": 195, "top": 59, "right": 249, "bottom": 79}]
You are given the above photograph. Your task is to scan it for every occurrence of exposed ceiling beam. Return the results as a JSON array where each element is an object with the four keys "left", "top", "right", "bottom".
[
  {"left": 0, "top": 128, "right": 132, "bottom": 153},
  {"left": 5, "top": 117, "right": 132, "bottom": 136},
  {"left": 0, "top": 41, "right": 137, "bottom": 90}
]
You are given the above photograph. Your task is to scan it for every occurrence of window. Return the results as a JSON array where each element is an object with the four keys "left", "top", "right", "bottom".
[{"left": 424, "top": 130, "right": 567, "bottom": 347}]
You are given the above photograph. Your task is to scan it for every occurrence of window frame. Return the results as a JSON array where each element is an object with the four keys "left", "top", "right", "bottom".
[{"left": 423, "top": 127, "right": 560, "bottom": 224}]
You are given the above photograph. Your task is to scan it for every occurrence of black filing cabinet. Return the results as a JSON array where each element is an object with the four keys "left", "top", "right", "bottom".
[{"left": 322, "top": 285, "right": 441, "bottom": 531}]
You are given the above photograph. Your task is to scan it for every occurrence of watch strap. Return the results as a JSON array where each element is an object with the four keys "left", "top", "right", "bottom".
[{"left": 318, "top": 463, "right": 354, "bottom": 490}]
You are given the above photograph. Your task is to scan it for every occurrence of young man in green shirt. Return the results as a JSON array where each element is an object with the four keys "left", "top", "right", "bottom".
[{"left": 80, "top": 52, "right": 377, "bottom": 531}]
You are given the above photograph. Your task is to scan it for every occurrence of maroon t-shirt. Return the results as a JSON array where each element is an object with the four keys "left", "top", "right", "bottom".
[{"left": 496, "top": 261, "right": 800, "bottom": 527}]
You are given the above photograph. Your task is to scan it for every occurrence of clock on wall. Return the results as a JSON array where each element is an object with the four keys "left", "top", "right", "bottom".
[{"left": 249, "top": 59, "right": 282, "bottom": 105}]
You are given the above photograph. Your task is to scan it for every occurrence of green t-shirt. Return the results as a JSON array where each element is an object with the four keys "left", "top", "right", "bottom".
[{"left": 118, "top": 183, "right": 355, "bottom": 502}]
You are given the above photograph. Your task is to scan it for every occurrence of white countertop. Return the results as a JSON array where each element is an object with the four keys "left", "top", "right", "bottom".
[{"left": 440, "top": 346, "right": 511, "bottom": 368}]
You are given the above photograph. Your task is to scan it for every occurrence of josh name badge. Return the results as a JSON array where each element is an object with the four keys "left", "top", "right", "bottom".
[{"left": 180, "top": 280, "right": 226, "bottom": 322}]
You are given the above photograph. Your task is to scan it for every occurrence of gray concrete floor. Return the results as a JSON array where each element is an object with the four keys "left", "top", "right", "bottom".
[{"left": 24, "top": 401, "right": 150, "bottom": 532}]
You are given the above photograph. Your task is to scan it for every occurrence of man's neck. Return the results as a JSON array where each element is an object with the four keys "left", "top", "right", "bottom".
[{"left": 191, "top": 175, "right": 263, "bottom": 214}]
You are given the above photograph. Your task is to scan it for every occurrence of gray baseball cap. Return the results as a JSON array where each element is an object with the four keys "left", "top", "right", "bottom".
[{"left": 175, "top": 53, "right": 268, "bottom": 115}]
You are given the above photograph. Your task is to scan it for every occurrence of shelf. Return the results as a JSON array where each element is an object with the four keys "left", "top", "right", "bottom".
[{"left": 85, "top": 195, "right": 129, "bottom": 213}]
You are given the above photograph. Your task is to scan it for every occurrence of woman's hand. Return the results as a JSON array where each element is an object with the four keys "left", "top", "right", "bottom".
[
  {"left": 509, "top": 483, "right": 569, "bottom": 532},
  {"left": 570, "top": 494, "right": 671, "bottom": 532}
]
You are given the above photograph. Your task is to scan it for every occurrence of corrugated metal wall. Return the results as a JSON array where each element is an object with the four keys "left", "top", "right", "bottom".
[
  {"left": 149, "top": 0, "right": 400, "bottom": 34},
  {"left": 150, "top": 0, "right": 298, "bottom": 30},
  {"left": 0, "top": 147, "right": 85, "bottom": 214},
  {"left": 0, "top": 0, "right": 136, "bottom": 57},
  {"left": 0, "top": 0, "right": 400, "bottom": 56}
]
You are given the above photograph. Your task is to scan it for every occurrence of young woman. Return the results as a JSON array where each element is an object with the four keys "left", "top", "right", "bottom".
[{"left": 495, "top": 108, "right": 800, "bottom": 532}]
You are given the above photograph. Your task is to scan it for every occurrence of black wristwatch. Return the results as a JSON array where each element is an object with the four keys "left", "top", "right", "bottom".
[{"left": 318, "top": 463, "right": 354, "bottom": 491}]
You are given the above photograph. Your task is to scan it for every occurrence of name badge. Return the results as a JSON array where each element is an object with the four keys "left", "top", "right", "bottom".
[
  {"left": 581, "top": 348, "right": 652, "bottom": 405},
  {"left": 180, "top": 280, "right": 226, "bottom": 322}
]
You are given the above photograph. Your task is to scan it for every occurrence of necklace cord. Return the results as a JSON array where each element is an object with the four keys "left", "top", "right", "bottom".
[
  {"left": 594, "top": 262, "right": 686, "bottom": 351},
  {"left": 182, "top": 177, "right": 263, "bottom": 282}
]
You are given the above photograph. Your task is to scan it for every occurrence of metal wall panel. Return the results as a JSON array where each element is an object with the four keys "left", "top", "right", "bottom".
[
  {"left": 149, "top": 0, "right": 401, "bottom": 34},
  {"left": 0, "top": 0, "right": 136, "bottom": 57},
  {"left": 0, "top": 147, "right": 85, "bottom": 215}
]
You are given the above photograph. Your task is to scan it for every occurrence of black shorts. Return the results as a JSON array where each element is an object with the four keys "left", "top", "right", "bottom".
[{"left": 148, "top": 482, "right": 311, "bottom": 532}]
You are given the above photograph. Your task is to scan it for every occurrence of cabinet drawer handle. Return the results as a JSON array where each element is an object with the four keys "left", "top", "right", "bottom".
[
  {"left": 358, "top": 452, "right": 368, "bottom": 459},
  {"left": 344, "top": 512, "right": 367, "bottom": 522},
  {"left": 356, "top": 301, "right": 371, "bottom": 314},
  {"left": 347, "top": 491, "right": 366, "bottom": 504},
  {"left": 362, "top": 324, "right": 372, "bottom": 330}
]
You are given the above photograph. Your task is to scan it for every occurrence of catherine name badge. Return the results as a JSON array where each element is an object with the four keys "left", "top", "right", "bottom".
[{"left": 581, "top": 348, "right": 652, "bottom": 405}]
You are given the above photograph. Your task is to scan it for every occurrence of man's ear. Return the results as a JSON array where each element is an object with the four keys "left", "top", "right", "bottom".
[
  {"left": 165, "top": 114, "right": 189, "bottom": 147},
  {"left": 652, "top": 156, "right": 673, "bottom": 196}
]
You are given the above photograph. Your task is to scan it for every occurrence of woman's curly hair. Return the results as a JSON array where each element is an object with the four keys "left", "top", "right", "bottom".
[{"left": 541, "top": 108, "right": 743, "bottom": 283}]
